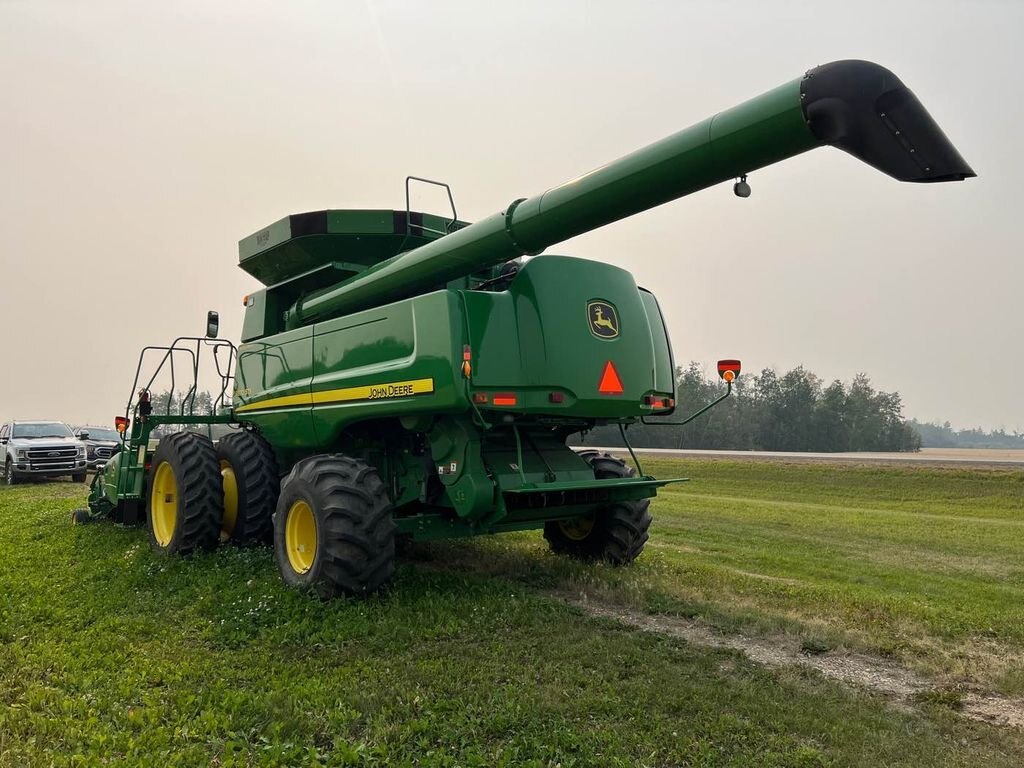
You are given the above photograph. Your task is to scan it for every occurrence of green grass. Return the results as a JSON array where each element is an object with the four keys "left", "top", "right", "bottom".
[
  {"left": 439, "top": 460, "right": 1024, "bottom": 693},
  {"left": 1, "top": 461, "right": 1023, "bottom": 766}
]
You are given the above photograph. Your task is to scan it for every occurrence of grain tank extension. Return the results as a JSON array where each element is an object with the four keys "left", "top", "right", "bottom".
[{"left": 82, "top": 60, "right": 974, "bottom": 596}]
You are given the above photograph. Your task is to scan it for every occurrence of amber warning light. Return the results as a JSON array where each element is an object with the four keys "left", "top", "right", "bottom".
[{"left": 717, "top": 359, "right": 742, "bottom": 383}]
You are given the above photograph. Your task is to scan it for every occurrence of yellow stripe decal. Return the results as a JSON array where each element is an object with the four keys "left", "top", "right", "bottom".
[{"left": 234, "top": 378, "right": 434, "bottom": 414}]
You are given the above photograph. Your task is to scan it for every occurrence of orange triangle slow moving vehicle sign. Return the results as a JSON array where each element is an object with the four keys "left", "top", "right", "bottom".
[{"left": 598, "top": 360, "right": 625, "bottom": 395}]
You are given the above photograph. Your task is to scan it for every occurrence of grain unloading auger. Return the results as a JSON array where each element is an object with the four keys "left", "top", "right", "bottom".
[{"left": 81, "top": 60, "right": 973, "bottom": 596}]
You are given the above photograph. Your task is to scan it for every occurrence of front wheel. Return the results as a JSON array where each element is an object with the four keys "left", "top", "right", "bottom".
[
  {"left": 146, "top": 431, "right": 223, "bottom": 556},
  {"left": 544, "top": 453, "right": 652, "bottom": 565},
  {"left": 273, "top": 454, "right": 395, "bottom": 598},
  {"left": 72, "top": 472, "right": 87, "bottom": 484}
]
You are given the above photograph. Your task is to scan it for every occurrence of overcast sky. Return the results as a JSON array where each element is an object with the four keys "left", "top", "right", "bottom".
[{"left": 1, "top": 0, "right": 1020, "bottom": 432}]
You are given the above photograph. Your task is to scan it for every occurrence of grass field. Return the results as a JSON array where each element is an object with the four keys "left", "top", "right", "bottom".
[{"left": 1, "top": 459, "right": 1023, "bottom": 766}]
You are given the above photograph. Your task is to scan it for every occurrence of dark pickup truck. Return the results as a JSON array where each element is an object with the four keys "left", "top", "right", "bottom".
[{"left": 74, "top": 425, "right": 122, "bottom": 471}]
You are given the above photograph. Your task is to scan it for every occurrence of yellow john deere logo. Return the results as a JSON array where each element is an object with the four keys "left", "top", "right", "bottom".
[{"left": 587, "top": 300, "right": 619, "bottom": 339}]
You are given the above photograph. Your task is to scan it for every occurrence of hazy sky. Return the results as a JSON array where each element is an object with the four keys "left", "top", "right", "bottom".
[{"left": 1, "top": 0, "right": 1020, "bottom": 432}]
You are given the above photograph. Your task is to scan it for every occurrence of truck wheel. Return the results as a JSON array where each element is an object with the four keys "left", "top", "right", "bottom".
[
  {"left": 216, "top": 430, "right": 278, "bottom": 545},
  {"left": 4, "top": 460, "right": 17, "bottom": 486},
  {"left": 72, "top": 472, "right": 87, "bottom": 484},
  {"left": 273, "top": 454, "right": 395, "bottom": 598},
  {"left": 544, "top": 453, "right": 652, "bottom": 565},
  {"left": 146, "top": 431, "right": 222, "bottom": 556}
]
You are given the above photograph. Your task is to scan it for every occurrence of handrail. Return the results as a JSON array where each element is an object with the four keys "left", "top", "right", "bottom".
[{"left": 124, "top": 337, "right": 238, "bottom": 426}]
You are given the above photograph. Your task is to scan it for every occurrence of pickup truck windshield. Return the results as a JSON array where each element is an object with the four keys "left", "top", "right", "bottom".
[
  {"left": 82, "top": 428, "right": 120, "bottom": 441},
  {"left": 13, "top": 422, "right": 73, "bottom": 438}
]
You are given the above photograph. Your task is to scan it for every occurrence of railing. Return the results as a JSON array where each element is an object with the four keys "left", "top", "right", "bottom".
[{"left": 124, "top": 336, "right": 237, "bottom": 424}]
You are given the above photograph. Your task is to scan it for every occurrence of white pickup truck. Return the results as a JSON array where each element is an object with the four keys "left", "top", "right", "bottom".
[{"left": 1, "top": 420, "right": 88, "bottom": 485}]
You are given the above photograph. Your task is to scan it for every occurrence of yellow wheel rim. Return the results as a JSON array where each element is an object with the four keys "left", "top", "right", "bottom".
[
  {"left": 558, "top": 516, "right": 596, "bottom": 541},
  {"left": 151, "top": 461, "right": 178, "bottom": 547},
  {"left": 285, "top": 499, "right": 317, "bottom": 574},
  {"left": 220, "top": 460, "right": 238, "bottom": 542}
]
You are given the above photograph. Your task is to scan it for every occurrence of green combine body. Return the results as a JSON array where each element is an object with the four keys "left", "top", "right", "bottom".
[{"left": 83, "top": 60, "right": 974, "bottom": 596}]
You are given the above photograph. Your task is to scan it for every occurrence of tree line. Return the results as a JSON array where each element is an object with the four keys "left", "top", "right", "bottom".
[
  {"left": 909, "top": 420, "right": 1024, "bottom": 450},
  {"left": 146, "top": 389, "right": 234, "bottom": 441},
  {"left": 577, "top": 363, "right": 922, "bottom": 452}
]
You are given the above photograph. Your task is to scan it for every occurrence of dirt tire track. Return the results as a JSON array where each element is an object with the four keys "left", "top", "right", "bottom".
[{"left": 557, "top": 590, "right": 1024, "bottom": 730}]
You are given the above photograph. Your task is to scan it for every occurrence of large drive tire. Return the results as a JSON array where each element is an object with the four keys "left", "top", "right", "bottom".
[
  {"left": 273, "top": 454, "right": 395, "bottom": 598},
  {"left": 216, "top": 430, "right": 278, "bottom": 545},
  {"left": 146, "top": 431, "right": 222, "bottom": 556},
  {"left": 4, "top": 459, "right": 17, "bottom": 486},
  {"left": 544, "top": 452, "right": 652, "bottom": 565}
]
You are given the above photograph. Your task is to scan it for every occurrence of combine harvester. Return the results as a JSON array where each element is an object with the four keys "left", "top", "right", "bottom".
[{"left": 79, "top": 61, "right": 973, "bottom": 596}]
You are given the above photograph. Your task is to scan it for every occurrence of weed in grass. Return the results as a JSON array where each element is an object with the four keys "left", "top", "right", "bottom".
[
  {"left": 800, "top": 638, "right": 834, "bottom": 656},
  {"left": 914, "top": 687, "right": 967, "bottom": 711}
]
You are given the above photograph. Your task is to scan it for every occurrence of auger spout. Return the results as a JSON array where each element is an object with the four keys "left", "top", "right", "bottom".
[{"left": 286, "top": 60, "right": 973, "bottom": 327}]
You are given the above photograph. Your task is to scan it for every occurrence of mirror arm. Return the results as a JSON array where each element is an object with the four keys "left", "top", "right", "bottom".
[{"left": 641, "top": 380, "right": 733, "bottom": 427}]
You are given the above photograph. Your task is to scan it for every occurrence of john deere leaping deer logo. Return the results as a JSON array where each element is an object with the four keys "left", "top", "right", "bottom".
[{"left": 587, "top": 300, "right": 619, "bottom": 339}]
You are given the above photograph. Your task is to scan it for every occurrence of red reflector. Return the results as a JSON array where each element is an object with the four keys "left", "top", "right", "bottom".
[
  {"left": 472, "top": 393, "right": 488, "bottom": 404},
  {"left": 463, "top": 345, "right": 472, "bottom": 361},
  {"left": 493, "top": 393, "right": 517, "bottom": 406},
  {"left": 549, "top": 392, "right": 564, "bottom": 404},
  {"left": 598, "top": 361, "right": 624, "bottom": 395}
]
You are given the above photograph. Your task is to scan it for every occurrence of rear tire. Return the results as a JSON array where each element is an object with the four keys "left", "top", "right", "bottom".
[
  {"left": 544, "top": 452, "right": 652, "bottom": 565},
  {"left": 146, "top": 431, "right": 222, "bottom": 556},
  {"left": 216, "top": 430, "right": 278, "bottom": 545},
  {"left": 71, "top": 509, "right": 91, "bottom": 524},
  {"left": 574, "top": 448, "right": 601, "bottom": 463},
  {"left": 274, "top": 454, "right": 395, "bottom": 598}
]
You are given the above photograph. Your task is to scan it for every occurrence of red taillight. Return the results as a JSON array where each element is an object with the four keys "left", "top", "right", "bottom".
[
  {"left": 115, "top": 416, "right": 129, "bottom": 434},
  {"left": 492, "top": 393, "right": 517, "bottom": 406},
  {"left": 644, "top": 395, "right": 674, "bottom": 408}
]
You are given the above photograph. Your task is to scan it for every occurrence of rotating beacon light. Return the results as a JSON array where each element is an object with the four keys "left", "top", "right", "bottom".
[{"left": 717, "top": 359, "right": 742, "bottom": 383}]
